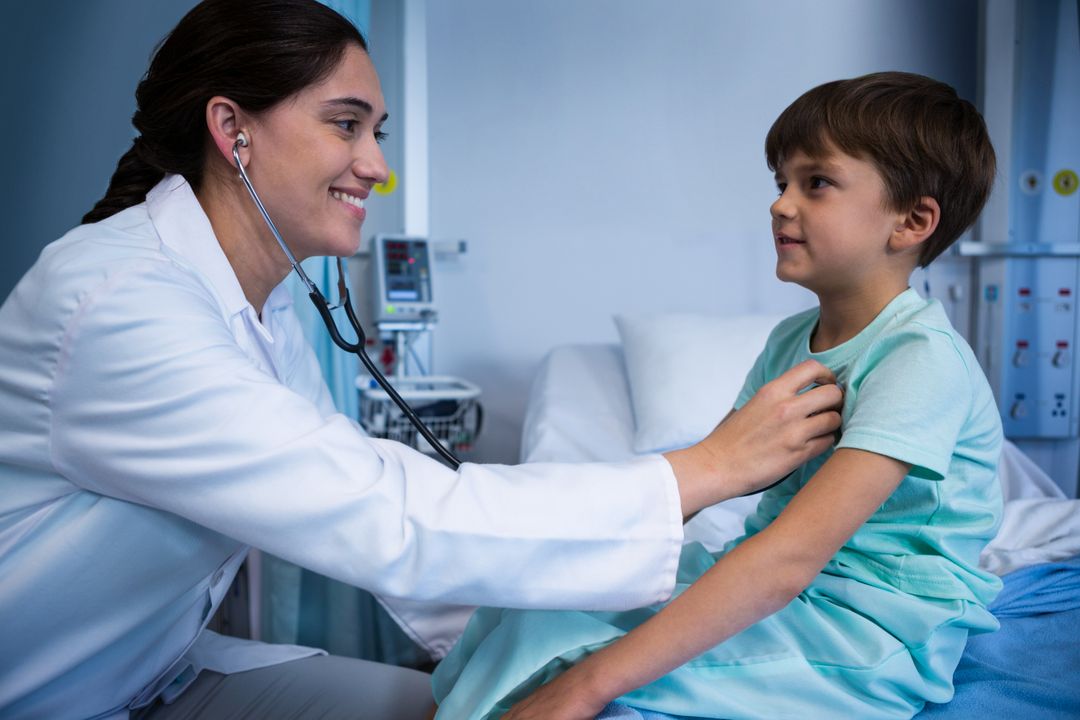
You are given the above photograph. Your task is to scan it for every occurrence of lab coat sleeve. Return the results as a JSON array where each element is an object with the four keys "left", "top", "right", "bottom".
[{"left": 49, "top": 262, "right": 683, "bottom": 611}]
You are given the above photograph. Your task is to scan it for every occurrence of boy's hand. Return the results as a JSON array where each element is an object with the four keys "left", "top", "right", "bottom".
[
  {"left": 666, "top": 360, "right": 842, "bottom": 513},
  {"left": 500, "top": 666, "right": 608, "bottom": 720}
]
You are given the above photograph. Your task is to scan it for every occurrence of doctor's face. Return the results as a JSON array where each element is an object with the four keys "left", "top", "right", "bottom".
[{"left": 244, "top": 43, "right": 389, "bottom": 261}]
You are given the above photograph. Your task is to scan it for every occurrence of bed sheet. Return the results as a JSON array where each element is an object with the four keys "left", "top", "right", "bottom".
[{"left": 521, "top": 343, "right": 639, "bottom": 464}]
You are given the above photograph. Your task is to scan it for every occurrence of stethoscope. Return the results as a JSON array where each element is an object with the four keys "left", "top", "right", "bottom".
[{"left": 231, "top": 133, "right": 462, "bottom": 469}]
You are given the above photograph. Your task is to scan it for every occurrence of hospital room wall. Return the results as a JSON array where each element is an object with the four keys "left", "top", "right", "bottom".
[
  {"left": 424, "top": 0, "right": 980, "bottom": 463},
  {"left": 0, "top": 1, "right": 201, "bottom": 305}
]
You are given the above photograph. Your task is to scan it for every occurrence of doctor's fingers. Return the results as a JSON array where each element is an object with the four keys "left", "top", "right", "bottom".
[
  {"left": 803, "top": 406, "right": 842, "bottom": 436},
  {"left": 803, "top": 429, "right": 840, "bottom": 461},
  {"left": 793, "top": 381, "right": 845, "bottom": 419},
  {"left": 778, "top": 409, "right": 842, "bottom": 471},
  {"left": 767, "top": 359, "right": 838, "bottom": 396}
]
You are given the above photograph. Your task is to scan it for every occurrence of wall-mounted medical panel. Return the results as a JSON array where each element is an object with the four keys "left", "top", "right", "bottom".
[
  {"left": 976, "top": 254, "right": 1080, "bottom": 438},
  {"left": 968, "top": 0, "right": 1080, "bottom": 496}
]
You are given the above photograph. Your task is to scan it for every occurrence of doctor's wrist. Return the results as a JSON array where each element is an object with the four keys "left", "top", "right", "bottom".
[{"left": 663, "top": 444, "right": 732, "bottom": 517}]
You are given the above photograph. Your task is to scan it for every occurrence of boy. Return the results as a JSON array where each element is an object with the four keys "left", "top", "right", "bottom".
[{"left": 431, "top": 72, "right": 1004, "bottom": 720}]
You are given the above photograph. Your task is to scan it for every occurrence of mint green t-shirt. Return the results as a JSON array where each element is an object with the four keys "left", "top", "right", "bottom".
[{"left": 734, "top": 288, "right": 1004, "bottom": 606}]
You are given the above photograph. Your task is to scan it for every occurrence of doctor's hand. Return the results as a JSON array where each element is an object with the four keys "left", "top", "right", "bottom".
[{"left": 665, "top": 359, "right": 842, "bottom": 517}]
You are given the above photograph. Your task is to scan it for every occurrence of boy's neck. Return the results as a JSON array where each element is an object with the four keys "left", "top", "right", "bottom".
[{"left": 811, "top": 279, "right": 910, "bottom": 352}]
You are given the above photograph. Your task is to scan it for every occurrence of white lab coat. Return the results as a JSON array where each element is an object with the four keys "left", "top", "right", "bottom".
[{"left": 0, "top": 175, "right": 684, "bottom": 719}]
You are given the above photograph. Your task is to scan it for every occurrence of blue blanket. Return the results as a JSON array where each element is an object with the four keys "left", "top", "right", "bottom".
[{"left": 598, "top": 556, "right": 1080, "bottom": 720}]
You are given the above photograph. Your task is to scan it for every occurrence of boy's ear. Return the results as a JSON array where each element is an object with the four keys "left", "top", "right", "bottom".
[{"left": 890, "top": 196, "right": 940, "bottom": 253}]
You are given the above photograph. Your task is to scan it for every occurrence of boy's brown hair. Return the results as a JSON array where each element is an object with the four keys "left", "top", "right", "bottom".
[{"left": 765, "top": 71, "right": 995, "bottom": 267}]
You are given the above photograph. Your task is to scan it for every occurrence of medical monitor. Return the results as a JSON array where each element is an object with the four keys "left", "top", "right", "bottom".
[{"left": 372, "top": 234, "right": 436, "bottom": 326}]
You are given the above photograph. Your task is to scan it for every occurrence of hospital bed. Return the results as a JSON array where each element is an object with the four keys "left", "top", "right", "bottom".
[{"left": 520, "top": 314, "right": 1080, "bottom": 719}]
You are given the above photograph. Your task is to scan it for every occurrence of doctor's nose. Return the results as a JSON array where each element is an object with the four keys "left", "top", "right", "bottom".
[{"left": 353, "top": 141, "right": 390, "bottom": 187}]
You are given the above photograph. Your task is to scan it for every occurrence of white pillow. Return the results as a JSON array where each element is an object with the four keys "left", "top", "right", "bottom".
[{"left": 614, "top": 313, "right": 786, "bottom": 454}]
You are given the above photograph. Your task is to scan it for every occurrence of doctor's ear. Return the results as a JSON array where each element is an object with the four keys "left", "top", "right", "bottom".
[
  {"left": 205, "top": 96, "right": 251, "bottom": 165},
  {"left": 889, "top": 196, "right": 941, "bottom": 254}
]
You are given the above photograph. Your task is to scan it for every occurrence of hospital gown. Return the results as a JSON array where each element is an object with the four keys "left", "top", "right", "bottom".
[{"left": 432, "top": 289, "right": 1004, "bottom": 719}]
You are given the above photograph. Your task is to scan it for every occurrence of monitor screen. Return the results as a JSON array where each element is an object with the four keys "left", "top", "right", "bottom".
[{"left": 383, "top": 238, "right": 431, "bottom": 303}]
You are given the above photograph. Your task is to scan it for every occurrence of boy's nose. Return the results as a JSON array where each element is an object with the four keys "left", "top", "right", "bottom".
[{"left": 771, "top": 193, "right": 794, "bottom": 220}]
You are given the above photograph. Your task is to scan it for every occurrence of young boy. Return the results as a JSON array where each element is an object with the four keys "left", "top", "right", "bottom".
[{"left": 430, "top": 72, "right": 1004, "bottom": 720}]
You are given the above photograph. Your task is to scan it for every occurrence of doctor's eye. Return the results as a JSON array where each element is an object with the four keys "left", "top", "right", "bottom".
[
  {"left": 335, "top": 119, "right": 358, "bottom": 133},
  {"left": 374, "top": 130, "right": 388, "bottom": 144}
]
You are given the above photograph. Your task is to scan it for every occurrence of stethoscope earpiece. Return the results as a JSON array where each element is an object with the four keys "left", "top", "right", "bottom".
[{"left": 235, "top": 132, "right": 249, "bottom": 148}]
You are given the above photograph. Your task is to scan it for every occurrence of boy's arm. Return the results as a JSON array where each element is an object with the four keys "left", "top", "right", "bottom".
[{"left": 503, "top": 448, "right": 911, "bottom": 720}]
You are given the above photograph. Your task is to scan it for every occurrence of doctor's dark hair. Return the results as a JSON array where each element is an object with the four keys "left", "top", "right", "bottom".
[
  {"left": 765, "top": 71, "right": 995, "bottom": 267},
  {"left": 83, "top": 0, "right": 367, "bottom": 224}
]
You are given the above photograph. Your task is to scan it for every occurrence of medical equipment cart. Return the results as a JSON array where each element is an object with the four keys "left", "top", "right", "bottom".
[{"left": 357, "top": 375, "right": 483, "bottom": 455}]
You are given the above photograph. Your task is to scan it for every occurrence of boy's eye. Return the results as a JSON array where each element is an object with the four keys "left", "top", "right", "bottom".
[
  {"left": 775, "top": 182, "right": 787, "bottom": 195},
  {"left": 809, "top": 176, "right": 831, "bottom": 189}
]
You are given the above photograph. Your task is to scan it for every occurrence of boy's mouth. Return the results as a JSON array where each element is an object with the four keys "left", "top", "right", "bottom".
[{"left": 776, "top": 234, "right": 805, "bottom": 245}]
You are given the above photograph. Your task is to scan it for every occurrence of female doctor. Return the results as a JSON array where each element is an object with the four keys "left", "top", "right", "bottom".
[{"left": 0, "top": 0, "right": 842, "bottom": 717}]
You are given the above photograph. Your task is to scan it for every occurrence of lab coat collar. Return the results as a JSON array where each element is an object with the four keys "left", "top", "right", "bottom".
[{"left": 146, "top": 174, "right": 294, "bottom": 319}]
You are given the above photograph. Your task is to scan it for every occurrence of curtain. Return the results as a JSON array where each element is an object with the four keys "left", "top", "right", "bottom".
[{"left": 258, "top": 0, "right": 429, "bottom": 668}]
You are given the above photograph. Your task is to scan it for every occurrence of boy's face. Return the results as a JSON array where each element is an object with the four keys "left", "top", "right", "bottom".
[{"left": 771, "top": 148, "right": 906, "bottom": 296}]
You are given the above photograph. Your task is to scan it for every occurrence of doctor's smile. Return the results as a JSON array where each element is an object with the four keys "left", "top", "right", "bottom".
[{"left": 330, "top": 188, "right": 368, "bottom": 219}]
